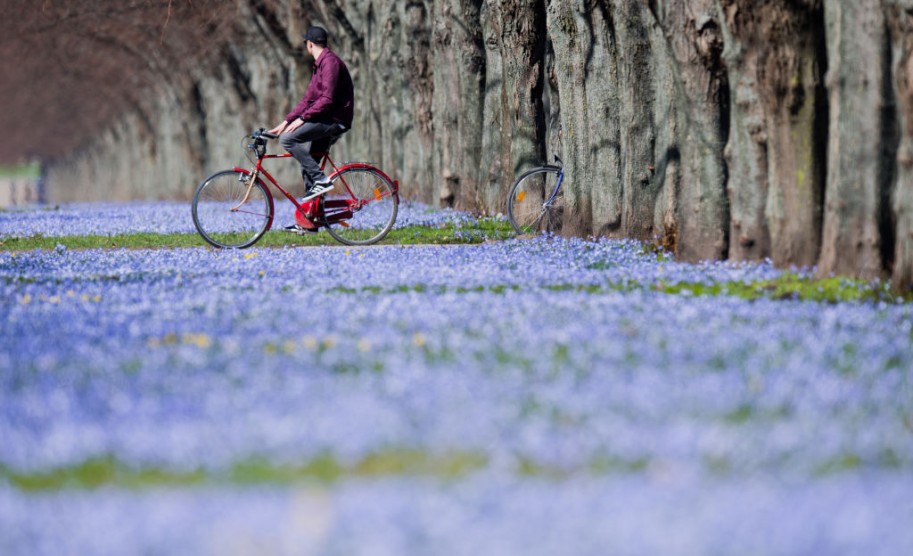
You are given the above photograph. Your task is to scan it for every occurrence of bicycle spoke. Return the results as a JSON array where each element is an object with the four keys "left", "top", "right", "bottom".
[
  {"left": 323, "top": 167, "right": 398, "bottom": 245},
  {"left": 508, "top": 166, "right": 563, "bottom": 235},
  {"left": 524, "top": 209, "right": 548, "bottom": 231},
  {"left": 231, "top": 208, "right": 271, "bottom": 218},
  {"left": 192, "top": 171, "right": 272, "bottom": 249}
]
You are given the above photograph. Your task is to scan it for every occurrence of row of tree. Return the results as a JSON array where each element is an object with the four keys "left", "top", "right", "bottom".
[
  {"left": 356, "top": 0, "right": 912, "bottom": 289},
  {"left": 1, "top": 0, "right": 233, "bottom": 160},
  {"left": 4, "top": 1, "right": 913, "bottom": 290}
]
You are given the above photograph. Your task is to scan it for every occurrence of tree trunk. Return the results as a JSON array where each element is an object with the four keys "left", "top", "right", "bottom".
[
  {"left": 479, "top": 3, "right": 507, "bottom": 212},
  {"left": 886, "top": 1, "right": 913, "bottom": 291},
  {"left": 546, "top": 0, "right": 620, "bottom": 237},
  {"left": 359, "top": 1, "right": 398, "bottom": 185},
  {"left": 401, "top": 0, "right": 437, "bottom": 202},
  {"left": 610, "top": 0, "right": 663, "bottom": 241},
  {"left": 652, "top": 0, "right": 729, "bottom": 261},
  {"left": 457, "top": 0, "right": 488, "bottom": 210},
  {"left": 818, "top": 0, "right": 896, "bottom": 279},
  {"left": 489, "top": 0, "right": 548, "bottom": 196},
  {"left": 431, "top": 0, "right": 486, "bottom": 209},
  {"left": 718, "top": 0, "right": 827, "bottom": 267}
]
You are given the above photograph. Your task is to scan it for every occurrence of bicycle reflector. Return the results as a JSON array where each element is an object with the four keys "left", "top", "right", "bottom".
[{"left": 517, "top": 191, "right": 526, "bottom": 202}]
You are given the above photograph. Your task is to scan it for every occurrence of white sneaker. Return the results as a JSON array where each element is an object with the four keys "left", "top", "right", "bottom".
[
  {"left": 283, "top": 224, "right": 318, "bottom": 234},
  {"left": 302, "top": 179, "right": 333, "bottom": 201}
]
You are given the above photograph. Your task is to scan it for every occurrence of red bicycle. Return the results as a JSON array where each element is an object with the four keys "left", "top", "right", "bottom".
[{"left": 192, "top": 128, "right": 399, "bottom": 248}]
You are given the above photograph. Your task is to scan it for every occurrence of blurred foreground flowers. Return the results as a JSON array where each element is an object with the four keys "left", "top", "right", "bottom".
[{"left": 1, "top": 203, "right": 912, "bottom": 554}]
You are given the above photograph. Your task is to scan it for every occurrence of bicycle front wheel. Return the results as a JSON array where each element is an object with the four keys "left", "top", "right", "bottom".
[
  {"left": 192, "top": 170, "right": 273, "bottom": 249},
  {"left": 507, "top": 166, "right": 564, "bottom": 235},
  {"left": 322, "top": 166, "right": 399, "bottom": 246}
]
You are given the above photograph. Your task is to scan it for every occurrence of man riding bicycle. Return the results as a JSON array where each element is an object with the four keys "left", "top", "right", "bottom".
[{"left": 268, "top": 25, "right": 354, "bottom": 231}]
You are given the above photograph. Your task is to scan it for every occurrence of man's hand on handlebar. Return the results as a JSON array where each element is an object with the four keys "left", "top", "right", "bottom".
[
  {"left": 267, "top": 121, "right": 287, "bottom": 136},
  {"left": 268, "top": 117, "right": 304, "bottom": 137}
]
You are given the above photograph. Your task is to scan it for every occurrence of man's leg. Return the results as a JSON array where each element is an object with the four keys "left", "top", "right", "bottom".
[{"left": 279, "top": 121, "right": 337, "bottom": 187}]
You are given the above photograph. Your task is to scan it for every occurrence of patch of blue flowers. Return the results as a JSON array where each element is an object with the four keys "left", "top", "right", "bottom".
[
  {"left": 2, "top": 475, "right": 911, "bottom": 555},
  {"left": 0, "top": 200, "right": 475, "bottom": 238},
  {"left": 1, "top": 204, "right": 912, "bottom": 554}
]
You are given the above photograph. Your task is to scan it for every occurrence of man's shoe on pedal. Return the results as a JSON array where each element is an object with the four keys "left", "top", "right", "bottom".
[
  {"left": 283, "top": 224, "right": 318, "bottom": 234},
  {"left": 302, "top": 177, "right": 333, "bottom": 201}
]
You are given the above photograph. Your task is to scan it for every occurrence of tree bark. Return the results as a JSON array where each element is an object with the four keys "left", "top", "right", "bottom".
[
  {"left": 401, "top": 0, "right": 437, "bottom": 200},
  {"left": 546, "top": 0, "right": 620, "bottom": 237},
  {"left": 718, "top": 0, "right": 827, "bottom": 267},
  {"left": 652, "top": 0, "right": 729, "bottom": 261},
  {"left": 432, "top": 0, "right": 486, "bottom": 209},
  {"left": 818, "top": 0, "right": 896, "bottom": 279},
  {"left": 359, "top": 1, "right": 401, "bottom": 184},
  {"left": 489, "top": 0, "right": 548, "bottom": 196},
  {"left": 479, "top": 3, "right": 507, "bottom": 212},
  {"left": 611, "top": 0, "right": 663, "bottom": 241},
  {"left": 885, "top": 1, "right": 913, "bottom": 290}
]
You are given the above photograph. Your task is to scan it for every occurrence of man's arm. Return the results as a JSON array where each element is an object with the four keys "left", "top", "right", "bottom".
[
  {"left": 270, "top": 74, "right": 321, "bottom": 135},
  {"left": 270, "top": 53, "right": 342, "bottom": 134},
  {"left": 300, "top": 56, "right": 341, "bottom": 121},
  {"left": 285, "top": 86, "right": 319, "bottom": 123}
]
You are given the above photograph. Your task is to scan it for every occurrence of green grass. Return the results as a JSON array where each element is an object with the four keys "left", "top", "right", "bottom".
[
  {"left": 4, "top": 444, "right": 906, "bottom": 491},
  {"left": 0, "top": 219, "right": 514, "bottom": 251},
  {"left": 327, "top": 276, "right": 911, "bottom": 304},
  {"left": 655, "top": 273, "right": 911, "bottom": 304},
  {"left": 0, "top": 450, "right": 489, "bottom": 491}
]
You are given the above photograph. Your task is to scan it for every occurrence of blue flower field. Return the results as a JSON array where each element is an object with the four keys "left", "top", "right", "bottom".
[
  {"left": 0, "top": 200, "right": 476, "bottom": 238},
  {"left": 1, "top": 202, "right": 912, "bottom": 554}
]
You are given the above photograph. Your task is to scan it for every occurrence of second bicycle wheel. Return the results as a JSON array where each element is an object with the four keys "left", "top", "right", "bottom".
[
  {"left": 192, "top": 170, "right": 273, "bottom": 249},
  {"left": 322, "top": 166, "right": 399, "bottom": 246},
  {"left": 507, "top": 166, "right": 564, "bottom": 235}
]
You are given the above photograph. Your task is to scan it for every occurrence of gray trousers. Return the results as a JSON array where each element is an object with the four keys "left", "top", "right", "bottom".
[{"left": 279, "top": 121, "right": 339, "bottom": 187}]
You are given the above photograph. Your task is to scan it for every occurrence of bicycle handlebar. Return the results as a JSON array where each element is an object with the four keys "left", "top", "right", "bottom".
[
  {"left": 252, "top": 128, "right": 278, "bottom": 141},
  {"left": 245, "top": 129, "right": 275, "bottom": 160}
]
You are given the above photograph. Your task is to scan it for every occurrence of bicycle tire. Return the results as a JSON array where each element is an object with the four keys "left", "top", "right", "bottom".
[
  {"left": 192, "top": 170, "right": 273, "bottom": 249},
  {"left": 507, "top": 166, "right": 564, "bottom": 235},
  {"left": 322, "top": 166, "right": 398, "bottom": 246}
]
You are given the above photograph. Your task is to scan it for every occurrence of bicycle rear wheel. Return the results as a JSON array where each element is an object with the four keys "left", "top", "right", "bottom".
[
  {"left": 322, "top": 166, "right": 398, "bottom": 246},
  {"left": 192, "top": 170, "right": 273, "bottom": 249},
  {"left": 507, "top": 166, "right": 564, "bottom": 235}
]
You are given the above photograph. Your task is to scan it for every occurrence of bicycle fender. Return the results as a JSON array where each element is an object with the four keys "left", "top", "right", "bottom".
[{"left": 231, "top": 167, "right": 276, "bottom": 232}]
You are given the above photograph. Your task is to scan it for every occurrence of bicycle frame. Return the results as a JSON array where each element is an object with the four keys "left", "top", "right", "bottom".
[
  {"left": 232, "top": 150, "right": 399, "bottom": 231},
  {"left": 545, "top": 168, "right": 565, "bottom": 206}
]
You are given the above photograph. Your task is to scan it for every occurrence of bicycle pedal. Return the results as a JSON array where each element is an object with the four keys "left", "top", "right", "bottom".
[{"left": 284, "top": 224, "right": 318, "bottom": 235}]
